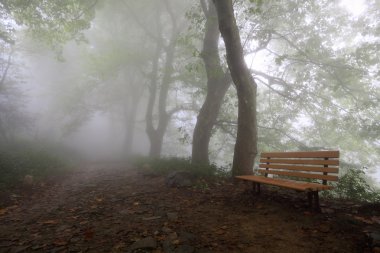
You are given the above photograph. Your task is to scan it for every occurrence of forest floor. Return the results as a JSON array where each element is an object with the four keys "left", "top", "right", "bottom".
[{"left": 0, "top": 163, "right": 379, "bottom": 253}]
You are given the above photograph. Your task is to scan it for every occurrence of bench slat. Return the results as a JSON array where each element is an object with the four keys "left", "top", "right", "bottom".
[
  {"left": 235, "top": 175, "right": 333, "bottom": 191},
  {"left": 257, "top": 169, "right": 339, "bottom": 181},
  {"left": 261, "top": 151, "right": 339, "bottom": 158},
  {"left": 260, "top": 158, "right": 339, "bottom": 166},
  {"left": 258, "top": 164, "right": 339, "bottom": 173}
]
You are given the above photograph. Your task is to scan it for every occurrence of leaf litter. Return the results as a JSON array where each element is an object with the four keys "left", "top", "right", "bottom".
[{"left": 0, "top": 164, "right": 378, "bottom": 252}]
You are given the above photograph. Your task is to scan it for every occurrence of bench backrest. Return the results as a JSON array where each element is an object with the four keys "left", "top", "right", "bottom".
[{"left": 258, "top": 151, "right": 339, "bottom": 185}]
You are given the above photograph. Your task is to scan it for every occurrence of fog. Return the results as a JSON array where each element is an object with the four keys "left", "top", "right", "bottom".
[
  {"left": 1, "top": 1, "right": 380, "bottom": 252},
  {"left": 1, "top": 1, "right": 379, "bottom": 185}
]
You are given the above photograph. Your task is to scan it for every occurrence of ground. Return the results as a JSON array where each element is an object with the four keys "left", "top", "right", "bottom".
[{"left": 0, "top": 164, "right": 379, "bottom": 253}]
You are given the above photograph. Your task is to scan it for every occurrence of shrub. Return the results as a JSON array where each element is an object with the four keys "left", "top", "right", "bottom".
[
  {"left": 0, "top": 140, "right": 74, "bottom": 189},
  {"left": 322, "top": 167, "right": 380, "bottom": 203},
  {"left": 131, "top": 156, "right": 228, "bottom": 178}
]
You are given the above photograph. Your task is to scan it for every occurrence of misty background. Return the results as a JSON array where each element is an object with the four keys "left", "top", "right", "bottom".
[{"left": 1, "top": 0, "right": 379, "bottom": 188}]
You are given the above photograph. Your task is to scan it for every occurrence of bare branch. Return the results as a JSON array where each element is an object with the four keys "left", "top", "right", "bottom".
[
  {"left": 121, "top": 0, "right": 163, "bottom": 44},
  {"left": 0, "top": 49, "right": 13, "bottom": 88}
]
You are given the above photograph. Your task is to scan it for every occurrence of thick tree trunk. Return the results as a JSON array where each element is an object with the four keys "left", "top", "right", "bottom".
[
  {"left": 214, "top": 0, "right": 258, "bottom": 176},
  {"left": 192, "top": 0, "right": 230, "bottom": 165}
]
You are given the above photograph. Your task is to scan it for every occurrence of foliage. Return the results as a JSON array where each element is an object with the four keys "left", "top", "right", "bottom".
[
  {"left": 322, "top": 167, "right": 380, "bottom": 203},
  {"left": 0, "top": 140, "right": 75, "bottom": 189},
  {"left": 131, "top": 156, "right": 229, "bottom": 178},
  {"left": 1, "top": 0, "right": 98, "bottom": 55}
]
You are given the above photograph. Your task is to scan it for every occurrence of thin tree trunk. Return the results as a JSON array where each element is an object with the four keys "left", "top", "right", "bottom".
[
  {"left": 145, "top": 24, "right": 177, "bottom": 158},
  {"left": 214, "top": 0, "right": 258, "bottom": 176},
  {"left": 192, "top": 0, "right": 230, "bottom": 165},
  {"left": 146, "top": 41, "right": 160, "bottom": 157},
  {"left": 124, "top": 87, "right": 142, "bottom": 156}
]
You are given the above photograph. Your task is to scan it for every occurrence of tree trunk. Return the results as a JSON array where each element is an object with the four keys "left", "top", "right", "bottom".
[
  {"left": 192, "top": 0, "right": 230, "bottom": 165},
  {"left": 145, "top": 29, "right": 176, "bottom": 158},
  {"left": 146, "top": 41, "right": 161, "bottom": 157},
  {"left": 124, "top": 86, "right": 142, "bottom": 156},
  {"left": 214, "top": 0, "right": 258, "bottom": 176}
]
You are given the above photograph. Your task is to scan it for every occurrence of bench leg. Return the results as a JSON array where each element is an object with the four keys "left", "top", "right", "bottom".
[
  {"left": 313, "top": 191, "right": 320, "bottom": 212},
  {"left": 307, "top": 192, "right": 313, "bottom": 208},
  {"left": 307, "top": 191, "right": 321, "bottom": 212},
  {"left": 252, "top": 182, "right": 261, "bottom": 195}
]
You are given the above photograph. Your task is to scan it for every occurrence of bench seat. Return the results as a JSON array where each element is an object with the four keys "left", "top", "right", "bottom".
[{"left": 235, "top": 175, "right": 334, "bottom": 192}]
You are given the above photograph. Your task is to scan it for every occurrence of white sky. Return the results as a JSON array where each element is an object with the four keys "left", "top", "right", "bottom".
[{"left": 340, "top": 0, "right": 367, "bottom": 16}]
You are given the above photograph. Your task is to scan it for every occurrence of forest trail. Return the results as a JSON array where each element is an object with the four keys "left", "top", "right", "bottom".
[{"left": 0, "top": 164, "right": 378, "bottom": 253}]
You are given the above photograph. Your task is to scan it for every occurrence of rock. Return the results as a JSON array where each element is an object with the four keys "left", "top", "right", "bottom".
[
  {"left": 162, "top": 239, "right": 175, "bottom": 253},
  {"left": 179, "top": 232, "right": 196, "bottom": 243},
  {"left": 129, "top": 237, "right": 157, "bottom": 251},
  {"left": 168, "top": 232, "right": 178, "bottom": 241},
  {"left": 176, "top": 245, "right": 195, "bottom": 253},
  {"left": 162, "top": 226, "right": 172, "bottom": 234},
  {"left": 167, "top": 212, "right": 179, "bottom": 221},
  {"left": 166, "top": 171, "right": 195, "bottom": 187}
]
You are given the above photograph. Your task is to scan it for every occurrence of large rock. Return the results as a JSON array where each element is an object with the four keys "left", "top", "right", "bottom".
[{"left": 166, "top": 171, "right": 195, "bottom": 188}]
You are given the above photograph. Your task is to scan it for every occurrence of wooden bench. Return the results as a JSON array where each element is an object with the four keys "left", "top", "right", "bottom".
[{"left": 235, "top": 151, "right": 339, "bottom": 211}]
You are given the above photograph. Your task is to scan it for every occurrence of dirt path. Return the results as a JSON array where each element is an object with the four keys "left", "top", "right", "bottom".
[{"left": 0, "top": 164, "right": 377, "bottom": 253}]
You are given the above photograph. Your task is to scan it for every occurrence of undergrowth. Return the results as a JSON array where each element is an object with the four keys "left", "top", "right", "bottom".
[
  {"left": 133, "top": 156, "right": 379, "bottom": 203},
  {"left": 0, "top": 140, "right": 76, "bottom": 189},
  {"left": 322, "top": 167, "right": 380, "bottom": 203},
  {"left": 131, "top": 156, "right": 230, "bottom": 178}
]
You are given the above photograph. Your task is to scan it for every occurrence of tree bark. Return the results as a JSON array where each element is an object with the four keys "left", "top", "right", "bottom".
[
  {"left": 214, "top": 0, "right": 258, "bottom": 176},
  {"left": 192, "top": 0, "right": 230, "bottom": 165}
]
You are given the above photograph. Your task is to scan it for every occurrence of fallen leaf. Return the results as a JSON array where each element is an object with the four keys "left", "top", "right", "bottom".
[
  {"left": 53, "top": 239, "right": 67, "bottom": 246},
  {"left": 0, "top": 208, "right": 7, "bottom": 215},
  {"left": 215, "top": 229, "right": 225, "bottom": 235},
  {"left": 83, "top": 228, "right": 95, "bottom": 240},
  {"left": 41, "top": 220, "right": 59, "bottom": 225},
  {"left": 142, "top": 216, "right": 161, "bottom": 221}
]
